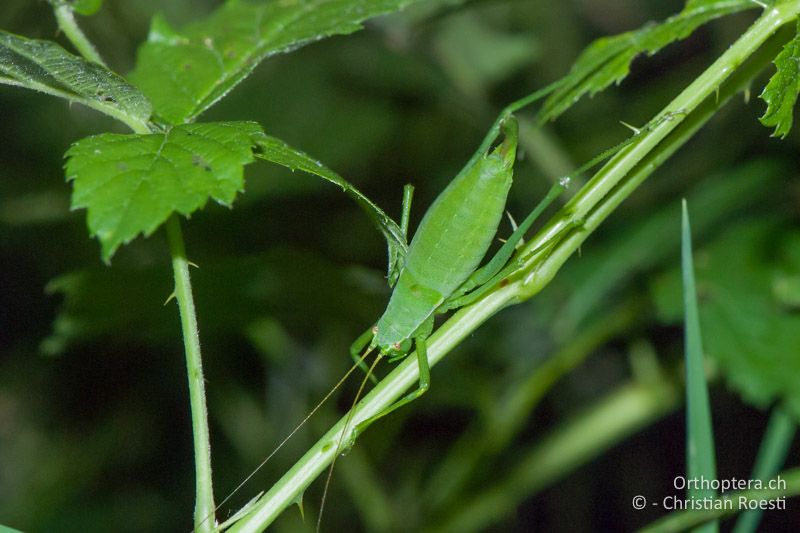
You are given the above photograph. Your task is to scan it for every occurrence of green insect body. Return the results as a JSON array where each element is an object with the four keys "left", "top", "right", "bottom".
[
  {"left": 341, "top": 116, "right": 551, "bottom": 443},
  {"left": 373, "top": 124, "right": 517, "bottom": 353}
]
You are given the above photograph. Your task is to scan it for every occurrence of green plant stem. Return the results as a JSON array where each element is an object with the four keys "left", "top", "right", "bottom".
[
  {"left": 53, "top": 4, "right": 106, "bottom": 67},
  {"left": 638, "top": 468, "right": 800, "bottom": 533},
  {"left": 166, "top": 215, "right": 215, "bottom": 533},
  {"left": 228, "top": 11, "right": 796, "bottom": 533},
  {"left": 431, "top": 32, "right": 787, "bottom": 531},
  {"left": 50, "top": 4, "right": 151, "bottom": 134},
  {"left": 429, "top": 376, "right": 682, "bottom": 533},
  {"left": 228, "top": 279, "right": 524, "bottom": 533},
  {"left": 515, "top": 2, "right": 800, "bottom": 297},
  {"left": 423, "top": 298, "right": 641, "bottom": 511}
]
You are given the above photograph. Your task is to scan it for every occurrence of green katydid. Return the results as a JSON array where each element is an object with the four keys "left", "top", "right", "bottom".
[
  {"left": 341, "top": 107, "right": 686, "bottom": 442},
  {"left": 344, "top": 114, "right": 569, "bottom": 440},
  {"left": 208, "top": 95, "right": 677, "bottom": 530}
]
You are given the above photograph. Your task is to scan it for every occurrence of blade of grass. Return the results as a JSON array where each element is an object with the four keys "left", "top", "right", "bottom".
[
  {"left": 732, "top": 406, "right": 797, "bottom": 533},
  {"left": 681, "top": 200, "right": 718, "bottom": 533}
]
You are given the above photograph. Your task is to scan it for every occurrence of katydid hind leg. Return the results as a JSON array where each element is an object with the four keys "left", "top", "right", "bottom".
[
  {"left": 446, "top": 217, "right": 578, "bottom": 309},
  {"left": 350, "top": 327, "right": 378, "bottom": 385},
  {"left": 444, "top": 180, "right": 567, "bottom": 308}
]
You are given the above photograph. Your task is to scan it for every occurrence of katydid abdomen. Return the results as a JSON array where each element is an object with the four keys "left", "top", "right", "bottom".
[{"left": 373, "top": 125, "right": 517, "bottom": 350}]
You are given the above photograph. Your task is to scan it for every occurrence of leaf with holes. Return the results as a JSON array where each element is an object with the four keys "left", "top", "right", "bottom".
[
  {"left": 538, "top": 0, "right": 760, "bottom": 122},
  {"left": 65, "top": 121, "right": 263, "bottom": 261},
  {"left": 0, "top": 30, "right": 151, "bottom": 130},
  {"left": 130, "top": 0, "right": 421, "bottom": 124}
]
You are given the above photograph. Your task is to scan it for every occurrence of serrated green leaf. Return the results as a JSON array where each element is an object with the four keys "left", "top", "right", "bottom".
[
  {"left": 760, "top": 21, "right": 800, "bottom": 138},
  {"left": 652, "top": 219, "right": 800, "bottom": 420},
  {"left": 65, "top": 121, "right": 263, "bottom": 261},
  {"left": 254, "top": 134, "right": 407, "bottom": 285},
  {"left": 539, "top": 0, "right": 758, "bottom": 122},
  {"left": 48, "top": 0, "right": 104, "bottom": 16},
  {"left": 0, "top": 30, "right": 151, "bottom": 130},
  {"left": 130, "top": 0, "right": 421, "bottom": 124}
]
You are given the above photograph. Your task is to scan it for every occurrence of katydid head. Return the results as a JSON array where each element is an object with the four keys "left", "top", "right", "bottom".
[{"left": 382, "top": 338, "right": 412, "bottom": 360}]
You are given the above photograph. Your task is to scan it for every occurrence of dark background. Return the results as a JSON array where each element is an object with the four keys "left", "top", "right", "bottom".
[{"left": 1, "top": 1, "right": 798, "bottom": 531}]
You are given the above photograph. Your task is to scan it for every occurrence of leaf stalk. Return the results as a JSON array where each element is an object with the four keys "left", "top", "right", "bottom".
[{"left": 53, "top": 4, "right": 106, "bottom": 67}]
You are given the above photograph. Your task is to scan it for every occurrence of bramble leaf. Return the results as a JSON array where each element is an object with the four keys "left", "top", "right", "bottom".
[
  {"left": 0, "top": 31, "right": 151, "bottom": 130},
  {"left": 65, "top": 121, "right": 264, "bottom": 261},
  {"left": 760, "top": 21, "right": 800, "bottom": 138},
  {"left": 130, "top": 0, "right": 421, "bottom": 124},
  {"left": 254, "top": 134, "right": 407, "bottom": 285},
  {"left": 652, "top": 220, "right": 800, "bottom": 420},
  {"left": 538, "top": 0, "right": 760, "bottom": 122}
]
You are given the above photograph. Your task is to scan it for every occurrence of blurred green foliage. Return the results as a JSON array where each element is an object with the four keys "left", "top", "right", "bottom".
[{"left": 1, "top": 0, "right": 798, "bottom": 531}]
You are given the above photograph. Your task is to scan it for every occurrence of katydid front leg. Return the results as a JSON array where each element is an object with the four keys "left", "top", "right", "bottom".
[
  {"left": 347, "top": 316, "right": 434, "bottom": 445},
  {"left": 350, "top": 334, "right": 430, "bottom": 442}
]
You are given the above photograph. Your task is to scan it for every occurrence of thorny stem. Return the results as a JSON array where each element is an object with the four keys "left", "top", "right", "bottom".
[
  {"left": 514, "top": 2, "right": 800, "bottom": 299},
  {"left": 227, "top": 5, "right": 800, "bottom": 532},
  {"left": 166, "top": 215, "right": 216, "bottom": 533},
  {"left": 430, "top": 22, "right": 795, "bottom": 532}
]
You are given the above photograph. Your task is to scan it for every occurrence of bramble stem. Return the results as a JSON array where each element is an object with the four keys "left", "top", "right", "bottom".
[
  {"left": 53, "top": 4, "right": 106, "bottom": 67},
  {"left": 516, "top": 2, "right": 800, "bottom": 296},
  {"left": 50, "top": 3, "right": 151, "bottom": 134},
  {"left": 227, "top": 6, "right": 800, "bottom": 532},
  {"left": 166, "top": 215, "right": 216, "bottom": 533}
]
